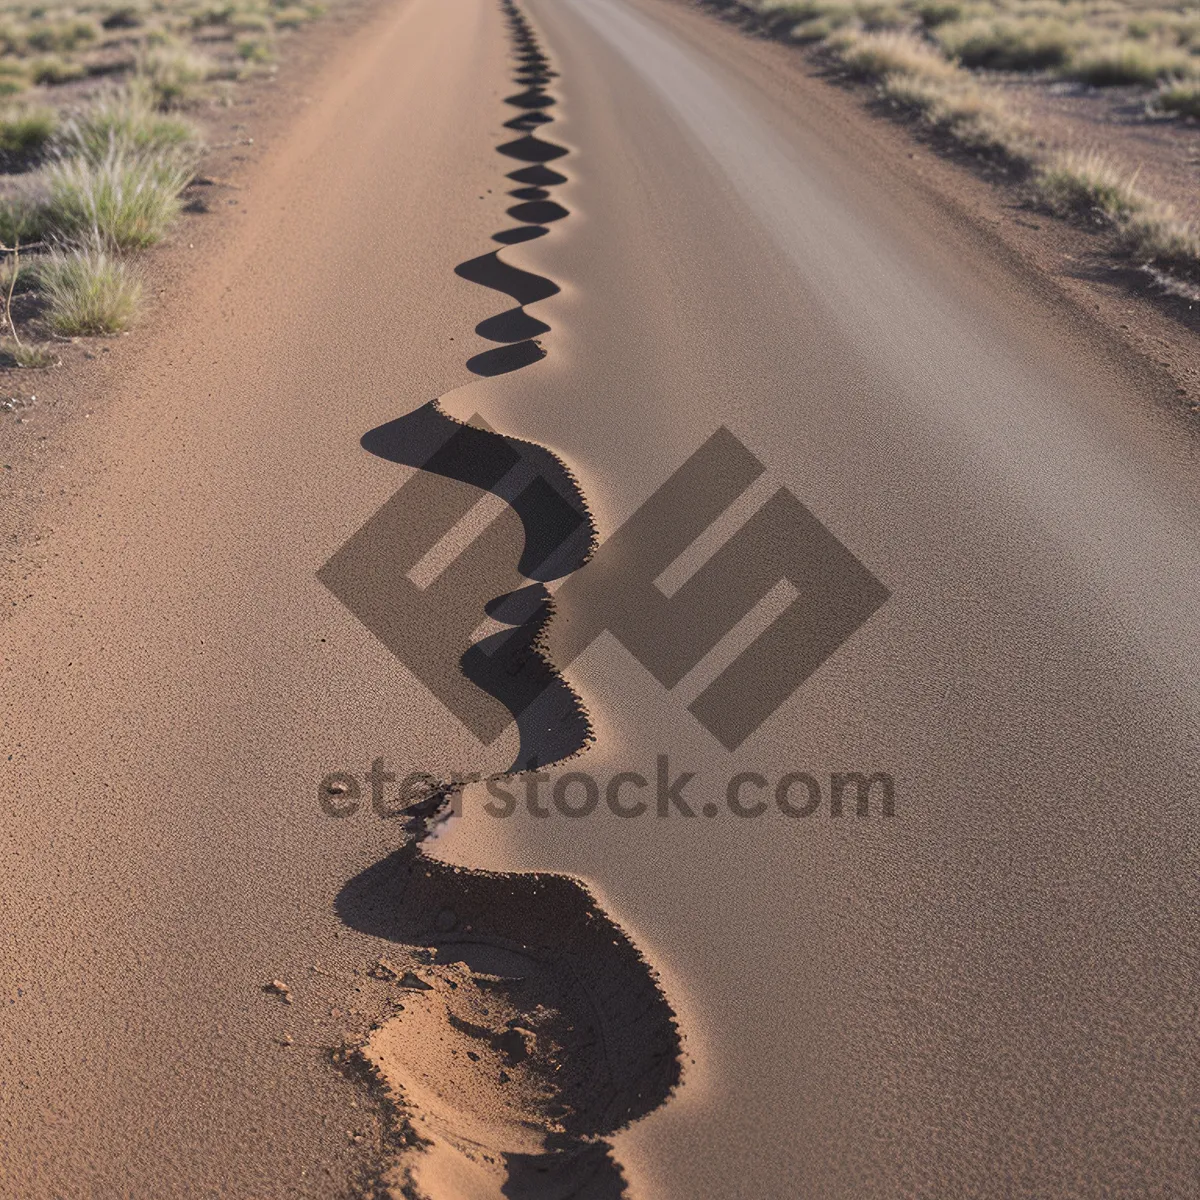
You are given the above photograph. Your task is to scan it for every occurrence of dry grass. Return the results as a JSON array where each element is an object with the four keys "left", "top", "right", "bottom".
[
  {"left": 0, "top": 0, "right": 337, "bottom": 357},
  {"left": 0, "top": 104, "right": 58, "bottom": 160},
  {"left": 44, "top": 145, "right": 195, "bottom": 250},
  {"left": 236, "top": 36, "right": 275, "bottom": 64},
  {"left": 746, "top": 0, "right": 1200, "bottom": 104},
  {"left": 25, "top": 17, "right": 100, "bottom": 55},
  {"left": 1151, "top": 78, "right": 1200, "bottom": 117},
  {"left": 0, "top": 252, "right": 37, "bottom": 295},
  {"left": 830, "top": 27, "right": 1035, "bottom": 162},
  {"left": 1029, "top": 151, "right": 1200, "bottom": 282},
  {"left": 883, "top": 70, "right": 1034, "bottom": 158},
  {"left": 36, "top": 245, "right": 142, "bottom": 335},
  {"left": 935, "top": 17, "right": 1083, "bottom": 70},
  {"left": 738, "top": 0, "right": 1200, "bottom": 295},
  {"left": 273, "top": 6, "right": 313, "bottom": 29},
  {"left": 0, "top": 191, "right": 48, "bottom": 245},
  {"left": 137, "top": 44, "right": 215, "bottom": 108},
  {"left": 915, "top": 1, "right": 968, "bottom": 28},
  {"left": 837, "top": 28, "right": 959, "bottom": 79},
  {"left": 786, "top": 8, "right": 859, "bottom": 42},
  {"left": 1118, "top": 203, "right": 1200, "bottom": 277},
  {"left": 1032, "top": 150, "right": 1141, "bottom": 221},
  {"left": 0, "top": 339, "right": 59, "bottom": 367},
  {"left": 1067, "top": 41, "right": 1198, "bottom": 85},
  {"left": 30, "top": 54, "right": 88, "bottom": 85},
  {"left": 59, "top": 82, "right": 202, "bottom": 162},
  {"left": 0, "top": 60, "right": 30, "bottom": 96}
]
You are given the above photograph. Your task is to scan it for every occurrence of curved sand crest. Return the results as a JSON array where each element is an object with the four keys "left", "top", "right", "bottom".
[{"left": 325, "top": 4, "right": 685, "bottom": 1193}]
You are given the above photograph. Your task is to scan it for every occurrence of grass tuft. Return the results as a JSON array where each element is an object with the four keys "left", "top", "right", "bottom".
[
  {"left": 25, "top": 19, "right": 100, "bottom": 55},
  {"left": 236, "top": 37, "right": 274, "bottom": 63},
  {"left": 232, "top": 11, "right": 273, "bottom": 33},
  {"left": 0, "top": 252, "right": 37, "bottom": 295},
  {"left": 1117, "top": 203, "right": 1200, "bottom": 277},
  {"left": 191, "top": 4, "right": 238, "bottom": 28},
  {"left": 0, "top": 104, "right": 57, "bottom": 161},
  {"left": 916, "top": 1, "right": 966, "bottom": 28},
  {"left": 758, "top": 1, "right": 857, "bottom": 41},
  {"left": 137, "top": 44, "right": 214, "bottom": 108},
  {"left": 44, "top": 146, "right": 194, "bottom": 250},
  {"left": 59, "top": 83, "right": 202, "bottom": 162},
  {"left": 36, "top": 245, "right": 142, "bottom": 335},
  {"left": 0, "top": 190, "right": 47, "bottom": 246},
  {"left": 1150, "top": 78, "right": 1200, "bottom": 117},
  {"left": 838, "top": 29, "right": 959, "bottom": 81},
  {"left": 883, "top": 70, "right": 1034, "bottom": 159},
  {"left": 1032, "top": 150, "right": 1140, "bottom": 222},
  {"left": 1067, "top": 42, "right": 1197, "bottom": 86},
  {"left": 0, "top": 59, "right": 30, "bottom": 97},
  {"left": 856, "top": 3, "right": 910, "bottom": 32},
  {"left": 101, "top": 7, "right": 146, "bottom": 32},
  {"left": 0, "top": 339, "right": 58, "bottom": 368},
  {"left": 272, "top": 6, "right": 312, "bottom": 28},
  {"left": 934, "top": 17, "right": 1081, "bottom": 70},
  {"left": 28, "top": 54, "right": 87, "bottom": 86}
]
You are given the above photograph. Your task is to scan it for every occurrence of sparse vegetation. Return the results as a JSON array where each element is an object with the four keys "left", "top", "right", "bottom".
[
  {"left": 1151, "top": 78, "right": 1200, "bottom": 117},
  {"left": 26, "top": 18, "right": 100, "bottom": 55},
  {"left": 838, "top": 28, "right": 957, "bottom": 80},
  {"left": 883, "top": 70, "right": 1032, "bottom": 158},
  {"left": 1117, "top": 202, "right": 1200, "bottom": 276},
  {"left": 0, "top": 104, "right": 58, "bottom": 160},
  {"left": 742, "top": 0, "right": 1200, "bottom": 111},
  {"left": 1066, "top": 41, "right": 1197, "bottom": 86},
  {"left": 915, "top": 1, "right": 965, "bottom": 28},
  {"left": 272, "top": 6, "right": 311, "bottom": 29},
  {"left": 0, "top": 192, "right": 47, "bottom": 246},
  {"left": 1, "top": 338, "right": 58, "bottom": 367},
  {"left": 137, "top": 44, "right": 214, "bottom": 108},
  {"left": 1032, "top": 150, "right": 1141, "bottom": 221},
  {"left": 232, "top": 10, "right": 272, "bottom": 33},
  {"left": 830, "top": 27, "right": 1034, "bottom": 162},
  {"left": 1026, "top": 150, "right": 1200, "bottom": 284},
  {"left": 59, "top": 83, "right": 201, "bottom": 162},
  {"left": 236, "top": 36, "right": 274, "bottom": 63},
  {"left": 29, "top": 54, "right": 87, "bottom": 86},
  {"left": 0, "top": 0, "right": 335, "bottom": 364},
  {"left": 102, "top": 7, "right": 146, "bottom": 32},
  {"left": 44, "top": 146, "right": 194, "bottom": 250},
  {"left": 0, "top": 60, "right": 30, "bottom": 97},
  {"left": 730, "top": 0, "right": 1200, "bottom": 299},
  {"left": 36, "top": 245, "right": 141, "bottom": 335},
  {"left": 0, "top": 251, "right": 37, "bottom": 296},
  {"left": 934, "top": 17, "right": 1080, "bottom": 70}
]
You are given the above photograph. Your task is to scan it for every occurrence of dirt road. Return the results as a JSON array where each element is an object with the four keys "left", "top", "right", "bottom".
[{"left": 3, "top": 0, "right": 1197, "bottom": 1195}]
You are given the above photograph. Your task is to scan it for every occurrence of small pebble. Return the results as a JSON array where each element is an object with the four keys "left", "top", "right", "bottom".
[{"left": 264, "top": 978, "right": 293, "bottom": 1004}]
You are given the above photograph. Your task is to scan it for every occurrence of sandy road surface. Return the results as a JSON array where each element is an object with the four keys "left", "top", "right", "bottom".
[{"left": 3, "top": 0, "right": 1198, "bottom": 1195}]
